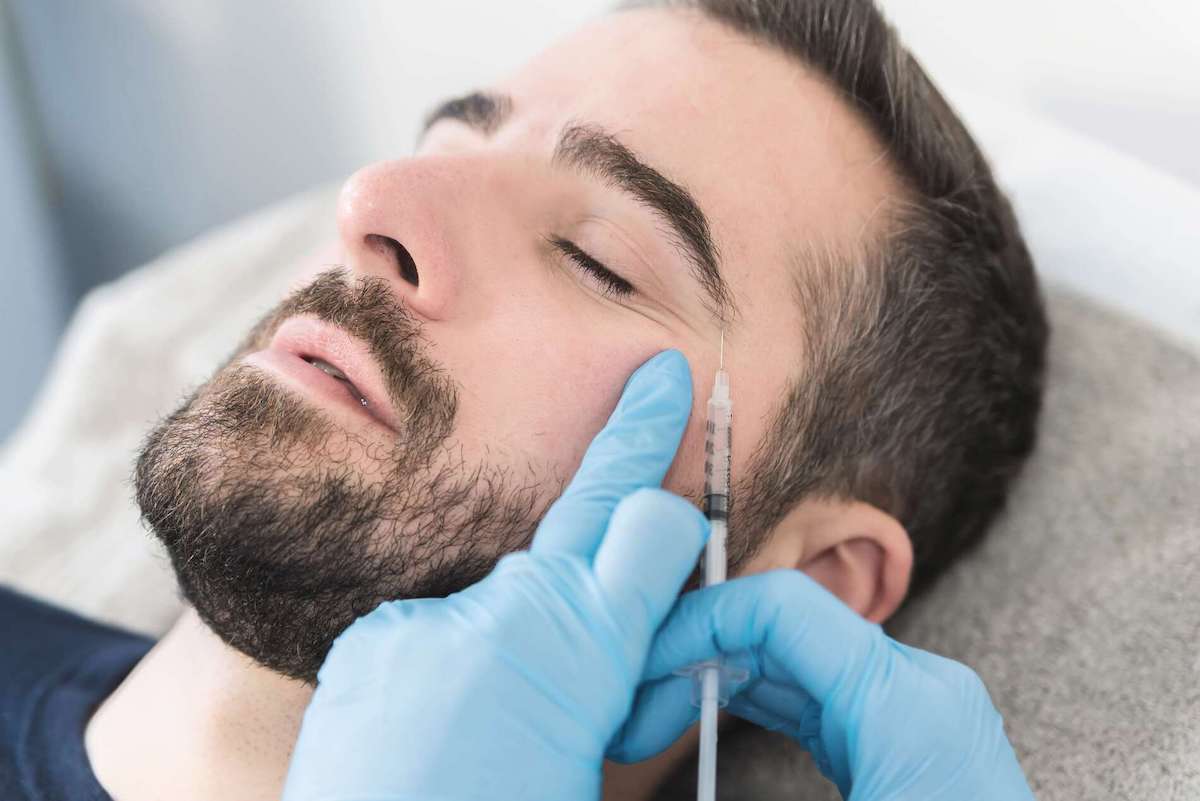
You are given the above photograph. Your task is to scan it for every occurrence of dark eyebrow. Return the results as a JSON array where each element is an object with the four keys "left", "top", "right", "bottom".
[
  {"left": 420, "top": 91, "right": 735, "bottom": 325},
  {"left": 421, "top": 90, "right": 513, "bottom": 137},
  {"left": 552, "top": 124, "right": 732, "bottom": 323}
]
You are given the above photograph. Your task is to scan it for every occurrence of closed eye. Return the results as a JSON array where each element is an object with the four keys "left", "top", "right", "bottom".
[{"left": 548, "top": 236, "right": 635, "bottom": 298}]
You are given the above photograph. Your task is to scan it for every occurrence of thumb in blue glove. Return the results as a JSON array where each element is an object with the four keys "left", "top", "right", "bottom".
[
  {"left": 283, "top": 349, "right": 710, "bottom": 801},
  {"left": 611, "top": 569, "right": 1036, "bottom": 801}
]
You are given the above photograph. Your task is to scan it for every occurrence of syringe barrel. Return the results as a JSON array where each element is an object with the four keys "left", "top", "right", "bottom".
[
  {"left": 703, "top": 374, "right": 731, "bottom": 503},
  {"left": 702, "top": 369, "right": 732, "bottom": 588},
  {"left": 696, "top": 366, "right": 737, "bottom": 801}
]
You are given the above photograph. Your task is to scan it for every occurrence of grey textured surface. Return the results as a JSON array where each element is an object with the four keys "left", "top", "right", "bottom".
[
  {"left": 889, "top": 290, "right": 1200, "bottom": 799},
  {"left": 657, "top": 290, "right": 1200, "bottom": 800}
]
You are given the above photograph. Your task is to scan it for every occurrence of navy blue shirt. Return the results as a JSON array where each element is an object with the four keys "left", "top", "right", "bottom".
[{"left": 0, "top": 585, "right": 153, "bottom": 800}]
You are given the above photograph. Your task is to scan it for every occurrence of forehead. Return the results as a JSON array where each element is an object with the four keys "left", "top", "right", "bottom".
[{"left": 497, "top": 7, "right": 900, "bottom": 258}]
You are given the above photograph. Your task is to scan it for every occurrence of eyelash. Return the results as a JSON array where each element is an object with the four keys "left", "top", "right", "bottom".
[{"left": 548, "top": 236, "right": 635, "bottom": 298}]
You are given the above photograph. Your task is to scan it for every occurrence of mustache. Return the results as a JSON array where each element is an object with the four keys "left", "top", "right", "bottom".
[{"left": 240, "top": 268, "right": 458, "bottom": 441}]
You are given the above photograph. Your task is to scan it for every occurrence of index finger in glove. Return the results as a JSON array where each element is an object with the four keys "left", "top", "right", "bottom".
[{"left": 530, "top": 349, "right": 693, "bottom": 560}]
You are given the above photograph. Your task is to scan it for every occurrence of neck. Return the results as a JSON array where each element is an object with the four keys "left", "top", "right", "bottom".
[
  {"left": 85, "top": 609, "right": 311, "bottom": 799},
  {"left": 85, "top": 608, "right": 698, "bottom": 801}
]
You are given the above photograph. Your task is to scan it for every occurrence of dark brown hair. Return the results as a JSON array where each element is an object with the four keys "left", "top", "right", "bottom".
[{"left": 632, "top": 0, "right": 1049, "bottom": 596}]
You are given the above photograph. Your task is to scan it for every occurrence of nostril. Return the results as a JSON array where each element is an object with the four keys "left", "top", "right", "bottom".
[{"left": 366, "top": 234, "right": 419, "bottom": 287}]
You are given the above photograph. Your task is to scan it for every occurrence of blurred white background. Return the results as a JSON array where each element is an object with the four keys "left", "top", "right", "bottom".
[{"left": 1, "top": 0, "right": 1198, "bottom": 441}]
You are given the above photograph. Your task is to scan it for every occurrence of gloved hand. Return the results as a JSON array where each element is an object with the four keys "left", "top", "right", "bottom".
[
  {"left": 283, "top": 349, "right": 709, "bottom": 801},
  {"left": 610, "top": 569, "right": 1036, "bottom": 801}
]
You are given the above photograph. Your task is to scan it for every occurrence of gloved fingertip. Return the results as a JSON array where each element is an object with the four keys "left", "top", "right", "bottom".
[
  {"left": 638, "top": 348, "right": 690, "bottom": 375},
  {"left": 624, "top": 349, "right": 691, "bottom": 398},
  {"left": 593, "top": 349, "right": 693, "bottom": 467}
]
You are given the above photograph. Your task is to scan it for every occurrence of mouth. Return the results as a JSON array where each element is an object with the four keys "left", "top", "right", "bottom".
[
  {"left": 301, "top": 355, "right": 370, "bottom": 409},
  {"left": 246, "top": 315, "right": 401, "bottom": 433}
]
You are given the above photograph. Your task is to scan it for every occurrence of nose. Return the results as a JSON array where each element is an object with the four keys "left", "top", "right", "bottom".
[{"left": 335, "top": 159, "right": 463, "bottom": 321}]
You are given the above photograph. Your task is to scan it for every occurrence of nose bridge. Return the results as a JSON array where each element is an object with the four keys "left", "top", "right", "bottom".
[{"left": 336, "top": 154, "right": 493, "bottom": 322}]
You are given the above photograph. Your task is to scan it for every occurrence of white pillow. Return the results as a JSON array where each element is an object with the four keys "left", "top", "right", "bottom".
[{"left": 950, "top": 91, "right": 1200, "bottom": 349}]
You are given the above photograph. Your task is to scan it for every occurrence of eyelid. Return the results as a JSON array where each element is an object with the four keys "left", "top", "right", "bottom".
[
  {"left": 576, "top": 215, "right": 680, "bottom": 299},
  {"left": 547, "top": 236, "right": 635, "bottom": 298}
]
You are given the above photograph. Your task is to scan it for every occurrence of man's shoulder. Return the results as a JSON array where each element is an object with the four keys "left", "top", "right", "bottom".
[
  {"left": 0, "top": 586, "right": 154, "bottom": 800},
  {"left": 0, "top": 585, "right": 153, "bottom": 675}
]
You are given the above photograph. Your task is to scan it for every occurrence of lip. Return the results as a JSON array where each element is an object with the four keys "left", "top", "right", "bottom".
[{"left": 243, "top": 316, "right": 399, "bottom": 433}]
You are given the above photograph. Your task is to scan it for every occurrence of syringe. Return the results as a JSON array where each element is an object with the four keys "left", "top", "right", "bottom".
[{"left": 690, "top": 331, "right": 744, "bottom": 801}]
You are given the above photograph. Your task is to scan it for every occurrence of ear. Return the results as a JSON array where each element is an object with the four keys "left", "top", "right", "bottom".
[{"left": 743, "top": 498, "right": 913, "bottom": 624}]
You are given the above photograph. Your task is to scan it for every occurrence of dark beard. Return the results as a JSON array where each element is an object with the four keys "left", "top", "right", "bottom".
[{"left": 134, "top": 269, "right": 550, "bottom": 683}]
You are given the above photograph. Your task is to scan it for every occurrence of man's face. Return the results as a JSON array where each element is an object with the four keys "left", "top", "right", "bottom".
[{"left": 136, "top": 8, "right": 897, "bottom": 682}]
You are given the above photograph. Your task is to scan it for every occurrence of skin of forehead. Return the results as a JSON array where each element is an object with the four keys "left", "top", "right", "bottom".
[{"left": 495, "top": 8, "right": 902, "bottom": 254}]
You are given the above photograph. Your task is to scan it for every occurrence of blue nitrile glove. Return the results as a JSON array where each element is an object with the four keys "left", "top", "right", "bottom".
[
  {"left": 610, "top": 569, "right": 1036, "bottom": 801},
  {"left": 283, "top": 349, "right": 709, "bottom": 801}
]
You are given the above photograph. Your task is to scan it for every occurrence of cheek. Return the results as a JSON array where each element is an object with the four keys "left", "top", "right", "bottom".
[
  {"left": 437, "top": 311, "right": 662, "bottom": 489},
  {"left": 661, "top": 393, "right": 708, "bottom": 502}
]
